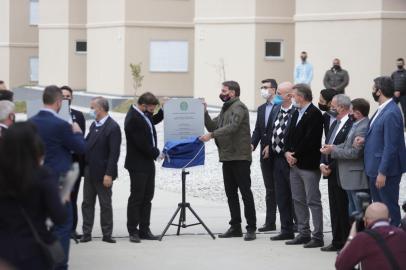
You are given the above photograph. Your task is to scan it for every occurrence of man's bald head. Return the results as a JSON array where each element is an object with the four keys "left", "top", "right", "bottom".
[
  {"left": 276, "top": 82, "right": 294, "bottom": 106},
  {"left": 364, "top": 202, "right": 390, "bottom": 227},
  {"left": 278, "top": 82, "right": 294, "bottom": 93}
]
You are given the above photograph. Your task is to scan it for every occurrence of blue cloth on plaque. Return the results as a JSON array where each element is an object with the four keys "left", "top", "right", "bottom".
[{"left": 162, "top": 137, "right": 205, "bottom": 169}]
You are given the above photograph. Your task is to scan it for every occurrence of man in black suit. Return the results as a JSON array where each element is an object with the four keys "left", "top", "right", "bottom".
[
  {"left": 319, "top": 94, "right": 353, "bottom": 251},
  {"left": 0, "top": 100, "right": 15, "bottom": 138},
  {"left": 80, "top": 97, "right": 121, "bottom": 244},
  {"left": 61, "top": 85, "right": 86, "bottom": 241},
  {"left": 251, "top": 78, "right": 278, "bottom": 232},
  {"left": 284, "top": 84, "right": 324, "bottom": 248},
  {"left": 125, "top": 92, "right": 163, "bottom": 243}
]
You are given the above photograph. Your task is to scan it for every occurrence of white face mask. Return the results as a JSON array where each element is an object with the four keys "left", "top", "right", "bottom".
[
  {"left": 89, "top": 109, "right": 97, "bottom": 119},
  {"left": 261, "top": 89, "right": 271, "bottom": 100},
  {"left": 291, "top": 98, "right": 298, "bottom": 108}
]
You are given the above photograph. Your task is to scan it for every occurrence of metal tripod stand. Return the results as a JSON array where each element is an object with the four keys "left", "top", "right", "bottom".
[{"left": 159, "top": 169, "right": 216, "bottom": 240}]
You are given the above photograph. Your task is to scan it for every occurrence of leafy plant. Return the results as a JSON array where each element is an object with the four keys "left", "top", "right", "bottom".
[{"left": 129, "top": 62, "right": 144, "bottom": 94}]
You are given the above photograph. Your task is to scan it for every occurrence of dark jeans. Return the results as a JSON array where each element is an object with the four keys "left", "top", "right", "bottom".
[
  {"left": 328, "top": 170, "right": 350, "bottom": 248},
  {"left": 127, "top": 167, "right": 155, "bottom": 235},
  {"left": 369, "top": 175, "right": 401, "bottom": 226},
  {"left": 81, "top": 168, "right": 113, "bottom": 237},
  {"left": 260, "top": 158, "right": 276, "bottom": 226},
  {"left": 70, "top": 175, "right": 82, "bottom": 234},
  {"left": 272, "top": 155, "right": 294, "bottom": 234},
  {"left": 54, "top": 203, "right": 72, "bottom": 270},
  {"left": 222, "top": 160, "right": 256, "bottom": 231}
]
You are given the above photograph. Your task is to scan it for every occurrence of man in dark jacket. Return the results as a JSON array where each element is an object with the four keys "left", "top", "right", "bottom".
[
  {"left": 323, "top": 58, "right": 349, "bottom": 94},
  {"left": 80, "top": 97, "right": 121, "bottom": 244},
  {"left": 200, "top": 81, "right": 256, "bottom": 241},
  {"left": 284, "top": 84, "right": 324, "bottom": 248},
  {"left": 391, "top": 57, "right": 406, "bottom": 127}
]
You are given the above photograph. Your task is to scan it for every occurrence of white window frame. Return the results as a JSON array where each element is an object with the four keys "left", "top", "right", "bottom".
[
  {"left": 149, "top": 40, "right": 189, "bottom": 73},
  {"left": 29, "top": 0, "right": 39, "bottom": 26},
  {"left": 264, "top": 39, "right": 284, "bottom": 61},
  {"left": 29, "top": 56, "right": 39, "bottom": 82},
  {"left": 75, "top": 40, "right": 87, "bottom": 54}
]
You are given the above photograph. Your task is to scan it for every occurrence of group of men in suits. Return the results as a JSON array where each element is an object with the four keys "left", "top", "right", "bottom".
[{"left": 252, "top": 76, "right": 406, "bottom": 251}]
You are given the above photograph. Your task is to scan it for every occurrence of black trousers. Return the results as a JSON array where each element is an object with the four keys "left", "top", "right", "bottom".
[
  {"left": 70, "top": 175, "right": 82, "bottom": 233},
  {"left": 222, "top": 160, "right": 256, "bottom": 231},
  {"left": 272, "top": 155, "right": 294, "bottom": 234},
  {"left": 328, "top": 169, "right": 350, "bottom": 248},
  {"left": 127, "top": 167, "right": 155, "bottom": 235},
  {"left": 260, "top": 158, "right": 277, "bottom": 226},
  {"left": 81, "top": 168, "right": 113, "bottom": 237}
]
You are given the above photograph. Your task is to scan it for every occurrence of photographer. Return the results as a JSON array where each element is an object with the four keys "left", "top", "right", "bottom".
[{"left": 335, "top": 202, "right": 406, "bottom": 270}]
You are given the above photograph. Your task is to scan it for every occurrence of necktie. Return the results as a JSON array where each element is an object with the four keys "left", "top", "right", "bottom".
[{"left": 327, "top": 120, "right": 341, "bottom": 144}]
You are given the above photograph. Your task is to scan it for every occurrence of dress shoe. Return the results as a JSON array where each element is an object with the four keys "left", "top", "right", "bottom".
[
  {"left": 270, "top": 233, "right": 295, "bottom": 241},
  {"left": 285, "top": 235, "right": 311, "bottom": 245},
  {"left": 303, "top": 238, "right": 324, "bottom": 248},
  {"left": 244, "top": 230, "right": 256, "bottom": 241},
  {"left": 80, "top": 234, "right": 92, "bottom": 243},
  {"left": 139, "top": 229, "right": 159, "bottom": 240},
  {"left": 218, "top": 226, "right": 243, "bottom": 238},
  {"left": 129, "top": 234, "right": 141, "bottom": 243},
  {"left": 320, "top": 243, "right": 340, "bottom": 252},
  {"left": 102, "top": 236, "right": 116, "bottom": 243},
  {"left": 258, "top": 224, "right": 276, "bottom": 232}
]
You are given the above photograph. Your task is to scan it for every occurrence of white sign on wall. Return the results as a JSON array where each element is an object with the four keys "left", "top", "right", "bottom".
[{"left": 149, "top": 41, "right": 188, "bottom": 72}]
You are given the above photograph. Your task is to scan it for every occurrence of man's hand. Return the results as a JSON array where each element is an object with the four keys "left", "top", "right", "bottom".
[
  {"left": 320, "top": 144, "right": 334, "bottom": 155},
  {"left": 353, "top": 136, "right": 365, "bottom": 148},
  {"left": 199, "top": 133, "right": 212, "bottom": 142},
  {"left": 375, "top": 173, "right": 386, "bottom": 189},
  {"left": 72, "top": 122, "right": 82, "bottom": 134},
  {"left": 262, "top": 145, "right": 269, "bottom": 159},
  {"left": 103, "top": 175, "right": 113, "bottom": 188},
  {"left": 394, "top": 91, "right": 401, "bottom": 98},
  {"left": 320, "top": 164, "right": 332, "bottom": 177},
  {"left": 285, "top": 151, "right": 297, "bottom": 167}
]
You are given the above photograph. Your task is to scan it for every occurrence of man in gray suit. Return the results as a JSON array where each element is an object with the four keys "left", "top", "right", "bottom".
[{"left": 321, "top": 98, "right": 370, "bottom": 215}]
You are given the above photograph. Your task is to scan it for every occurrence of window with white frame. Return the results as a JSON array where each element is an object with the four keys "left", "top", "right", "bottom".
[
  {"left": 149, "top": 41, "right": 188, "bottom": 72},
  {"left": 30, "top": 57, "right": 39, "bottom": 82},
  {"left": 29, "top": 0, "right": 39, "bottom": 26},
  {"left": 265, "top": 40, "right": 283, "bottom": 60}
]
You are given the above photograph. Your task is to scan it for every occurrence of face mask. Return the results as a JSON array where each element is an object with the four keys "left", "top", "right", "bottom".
[
  {"left": 291, "top": 98, "right": 298, "bottom": 108},
  {"left": 144, "top": 111, "right": 153, "bottom": 118},
  {"left": 333, "top": 64, "right": 341, "bottom": 70},
  {"left": 219, "top": 94, "right": 231, "bottom": 102},
  {"left": 301, "top": 56, "right": 307, "bottom": 62},
  {"left": 89, "top": 109, "right": 96, "bottom": 119},
  {"left": 372, "top": 90, "right": 380, "bottom": 102},
  {"left": 318, "top": 103, "right": 329, "bottom": 112},
  {"left": 328, "top": 108, "right": 339, "bottom": 118},
  {"left": 397, "top": 65, "right": 404, "bottom": 70},
  {"left": 261, "top": 89, "right": 271, "bottom": 100},
  {"left": 272, "top": 95, "right": 283, "bottom": 105}
]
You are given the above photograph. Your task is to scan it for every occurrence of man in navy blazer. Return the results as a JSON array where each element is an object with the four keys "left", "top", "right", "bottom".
[
  {"left": 358, "top": 76, "right": 406, "bottom": 226},
  {"left": 30, "top": 85, "right": 85, "bottom": 270},
  {"left": 251, "top": 78, "right": 279, "bottom": 232}
]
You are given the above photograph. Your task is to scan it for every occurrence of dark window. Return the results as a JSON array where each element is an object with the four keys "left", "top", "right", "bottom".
[
  {"left": 265, "top": 41, "right": 282, "bottom": 58},
  {"left": 76, "top": 41, "right": 87, "bottom": 53}
]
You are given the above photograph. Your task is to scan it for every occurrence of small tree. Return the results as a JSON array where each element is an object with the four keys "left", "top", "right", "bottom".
[{"left": 130, "top": 62, "right": 144, "bottom": 95}]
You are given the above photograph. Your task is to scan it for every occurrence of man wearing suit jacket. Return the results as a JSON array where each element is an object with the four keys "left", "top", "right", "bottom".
[
  {"left": 61, "top": 85, "right": 86, "bottom": 241},
  {"left": 80, "top": 97, "right": 121, "bottom": 244},
  {"left": 284, "top": 84, "right": 324, "bottom": 248},
  {"left": 0, "top": 100, "right": 15, "bottom": 138},
  {"left": 322, "top": 98, "right": 370, "bottom": 215},
  {"left": 251, "top": 78, "right": 279, "bottom": 232},
  {"left": 125, "top": 92, "right": 164, "bottom": 243},
  {"left": 30, "top": 85, "right": 85, "bottom": 270},
  {"left": 266, "top": 82, "right": 296, "bottom": 241},
  {"left": 319, "top": 94, "right": 353, "bottom": 252},
  {"left": 357, "top": 76, "right": 406, "bottom": 226}
]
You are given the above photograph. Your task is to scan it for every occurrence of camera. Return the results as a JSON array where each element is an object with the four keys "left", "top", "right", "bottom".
[{"left": 350, "top": 192, "right": 371, "bottom": 232}]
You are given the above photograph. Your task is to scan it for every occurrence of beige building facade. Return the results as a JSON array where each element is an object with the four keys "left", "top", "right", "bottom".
[
  {"left": 0, "top": 0, "right": 38, "bottom": 89},
  {"left": 1, "top": 0, "right": 406, "bottom": 111}
]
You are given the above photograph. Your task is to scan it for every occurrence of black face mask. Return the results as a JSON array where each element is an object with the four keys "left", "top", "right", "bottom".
[
  {"left": 219, "top": 94, "right": 231, "bottom": 102},
  {"left": 372, "top": 90, "right": 380, "bottom": 102},
  {"left": 144, "top": 111, "right": 153, "bottom": 118},
  {"left": 301, "top": 56, "right": 307, "bottom": 62},
  {"left": 333, "top": 65, "right": 341, "bottom": 70},
  {"left": 397, "top": 65, "right": 404, "bottom": 70},
  {"left": 318, "top": 103, "right": 329, "bottom": 112}
]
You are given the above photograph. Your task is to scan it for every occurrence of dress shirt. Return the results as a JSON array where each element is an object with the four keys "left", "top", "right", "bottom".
[
  {"left": 265, "top": 102, "right": 273, "bottom": 127},
  {"left": 95, "top": 115, "right": 109, "bottom": 127},
  {"left": 369, "top": 98, "right": 392, "bottom": 127},
  {"left": 296, "top": 102, "right": 311, "bottom": 125},
  {"left": 294, "top": 62, "right": 313, "bottom": 85},
  {"left": 133, "top": 105, "right": 156, "bottom": 147}
]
